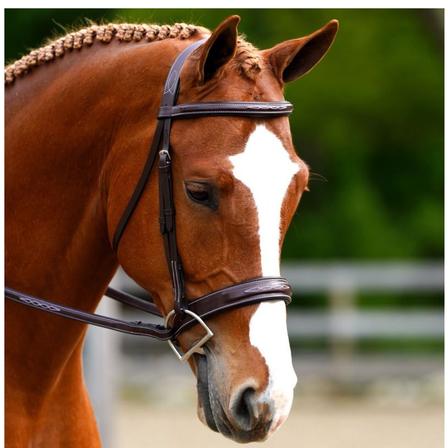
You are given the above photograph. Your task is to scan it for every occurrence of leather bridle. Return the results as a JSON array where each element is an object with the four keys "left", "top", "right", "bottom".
[{"left": 5, "top": 38, "right": 295, "bottom": 362}]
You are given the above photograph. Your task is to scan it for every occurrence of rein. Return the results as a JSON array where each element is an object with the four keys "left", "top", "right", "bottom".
[{"left": 5, "top": 38, "right": 294, "bottom": 362}]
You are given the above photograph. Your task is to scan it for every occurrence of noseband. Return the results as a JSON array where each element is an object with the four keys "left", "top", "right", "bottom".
[{"left": 5, "top": 39, "right": 294, "bottom": 362}]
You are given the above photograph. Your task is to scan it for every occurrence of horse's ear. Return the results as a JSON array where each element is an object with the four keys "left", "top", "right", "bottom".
[
  {"left": 196, "top": 15, "right": 240, "bottom": 83},
  {"left": 264, "top": 19, "right": 339, "bottom": 83}
]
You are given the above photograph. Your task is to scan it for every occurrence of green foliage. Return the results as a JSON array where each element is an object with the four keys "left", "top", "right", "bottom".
[
  {"left": 290, "top": 337, "right": 443, "bottom": 354},
  {"left": 5, "top": 9, "right": 443, "bottom": 261},
  {"left": 290, "top": 292, "right": 443, "bottom": 310}
]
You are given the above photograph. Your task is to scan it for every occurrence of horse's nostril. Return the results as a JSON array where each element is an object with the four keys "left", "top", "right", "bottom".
[{"left": 231, "top": 387, "right": 259, "bottom": 431}]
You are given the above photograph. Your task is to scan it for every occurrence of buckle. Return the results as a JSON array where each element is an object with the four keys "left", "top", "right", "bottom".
[{"left": 164, "top": 309, "right": 214, "bottom": 362}]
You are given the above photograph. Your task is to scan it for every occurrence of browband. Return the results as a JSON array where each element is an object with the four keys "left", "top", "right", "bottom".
[{"left": 158, "top": 101, "right": 293, "bottom": 119}]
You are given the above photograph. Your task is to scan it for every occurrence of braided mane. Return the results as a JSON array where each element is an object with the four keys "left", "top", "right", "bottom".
[{"left": 5, "top": 22, "right": 262, "bottom": 85}]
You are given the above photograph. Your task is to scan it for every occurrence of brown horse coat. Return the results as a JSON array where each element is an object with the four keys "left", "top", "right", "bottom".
[{"left": 5, "top": 16, "right": 338, "bottom": 446}]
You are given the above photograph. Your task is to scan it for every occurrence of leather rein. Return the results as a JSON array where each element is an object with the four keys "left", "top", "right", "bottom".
[{"left": 5, "top": 38, "right": 294, "bottom": 362}]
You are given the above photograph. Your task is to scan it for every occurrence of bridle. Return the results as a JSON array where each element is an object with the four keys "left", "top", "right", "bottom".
[{"left": 5, "top": 38, "right": 295, "bottom": 362}]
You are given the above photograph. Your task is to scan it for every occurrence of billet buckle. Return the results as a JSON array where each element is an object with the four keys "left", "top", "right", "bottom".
[{"left": 164, "top": 309, "right": 214, "bottom": 362}]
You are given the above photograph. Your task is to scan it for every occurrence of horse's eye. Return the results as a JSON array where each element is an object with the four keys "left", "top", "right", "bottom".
[{"left": 185, "top": 181, "right": 217, "bottom": 210}]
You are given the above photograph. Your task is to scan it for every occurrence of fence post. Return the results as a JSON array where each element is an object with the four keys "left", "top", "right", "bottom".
[
  {"left": 329, "top": 287, "right": 356, "bottom": 379},
  {"left": 83, "top": 298, "right": 120, "bottom": 448}
]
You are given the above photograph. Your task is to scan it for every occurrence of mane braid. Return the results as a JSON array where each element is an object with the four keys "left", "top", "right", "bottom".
[{"left": 5, "top": 22, "right": 262, "bottom": 85}]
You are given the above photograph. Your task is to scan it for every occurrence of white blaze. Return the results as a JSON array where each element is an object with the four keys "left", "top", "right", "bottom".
[{"left": 229, "top": 125, "right": 299, "bottom": 433}]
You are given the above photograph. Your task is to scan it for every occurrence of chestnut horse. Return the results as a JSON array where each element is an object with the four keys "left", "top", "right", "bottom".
[{"left": 5, "top": 16, "right": 338, "bottom": 446}]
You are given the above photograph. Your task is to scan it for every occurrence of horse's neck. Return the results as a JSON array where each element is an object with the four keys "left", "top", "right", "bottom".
[
  {"left": 6, "top": 53, "right": 121, "bottom": 305},
  {"left": 5, "top": 42, "right": 159, "bottom": 391}
]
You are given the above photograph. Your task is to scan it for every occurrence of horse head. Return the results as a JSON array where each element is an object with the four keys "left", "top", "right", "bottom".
[{"left": 111, "top": 16, "right": 338, "bottom": 442}]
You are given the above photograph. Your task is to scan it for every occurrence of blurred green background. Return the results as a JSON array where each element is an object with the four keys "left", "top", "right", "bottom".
[{"left": 5, "top": 9, "right": 444, "bottom": 260}]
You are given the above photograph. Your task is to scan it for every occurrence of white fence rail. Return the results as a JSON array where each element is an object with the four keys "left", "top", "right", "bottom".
[
  {"left": 287, "top": 310, "right": 443, "bottom": 339},
  {"left": 119, "top": 308, "right": 443, "bottom": 341},
  {"left": 282, "top": 261, "right": 444, "bottom": 293}
]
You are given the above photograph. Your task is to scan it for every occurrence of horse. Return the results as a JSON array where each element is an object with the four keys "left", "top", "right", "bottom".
[{"left": 5, "top": 15, "right": 338, "bottom": 446}]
